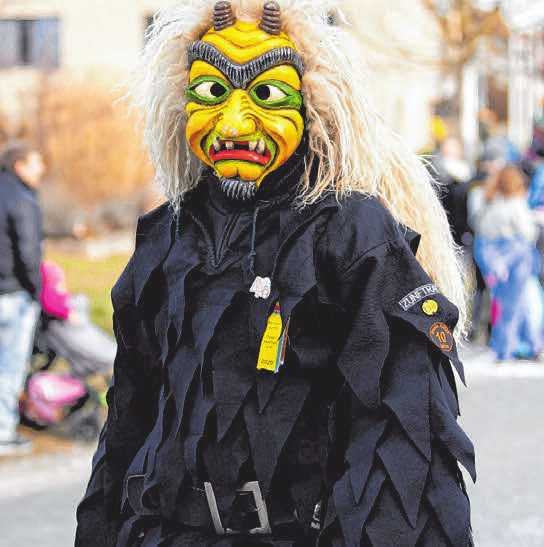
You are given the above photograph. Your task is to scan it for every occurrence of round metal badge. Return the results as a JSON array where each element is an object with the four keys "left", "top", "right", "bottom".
[{"left": 422, "top": 299, "right": 438, "bottom": 316}]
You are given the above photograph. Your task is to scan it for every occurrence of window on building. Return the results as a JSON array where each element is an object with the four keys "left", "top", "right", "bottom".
[{"left": 0, "top": 18, "right": 60, "bottom": 68}]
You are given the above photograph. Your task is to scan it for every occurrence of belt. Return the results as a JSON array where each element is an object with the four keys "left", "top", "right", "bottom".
[
  {"left": 125, "top": 475, "right": 310, "bottom": 538},
  {"left": 204, "top": 481, "right": 271, "bottom": 535}
]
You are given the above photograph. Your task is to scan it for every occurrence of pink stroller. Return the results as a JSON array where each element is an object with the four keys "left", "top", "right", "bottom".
[{"left": 19, "top": 261, "right": 116, "bottom": 441}]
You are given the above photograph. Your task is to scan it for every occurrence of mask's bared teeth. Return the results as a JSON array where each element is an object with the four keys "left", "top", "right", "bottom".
[
  {"left": 256, "top": 138, "right": 266, "bottom": 155},
  {"left": 213, "top": 136, "right": 221, "bottom": 152},
  {"left": 225, "top": 141, "right": 234, "bottom": 150},
  {"left": 248, "top": 141, "right": 257, "bottom": 152}
]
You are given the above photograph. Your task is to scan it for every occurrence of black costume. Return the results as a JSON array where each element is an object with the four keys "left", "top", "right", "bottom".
[{"left": 76, "top": 159, "right": 475, "bottom": 546}]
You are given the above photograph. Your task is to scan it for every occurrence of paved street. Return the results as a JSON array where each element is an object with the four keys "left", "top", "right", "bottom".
[
  {"left": 459, "top": 343, "right": 544, "bottom": 547},
  {"left": 0, "top": 342, "right": 543, "bottom": 546},
  {"left": 0, "top": 442, "right": 94, "bottom": 547}
]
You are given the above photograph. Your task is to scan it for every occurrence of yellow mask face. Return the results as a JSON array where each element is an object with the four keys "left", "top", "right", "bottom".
[{"left": 185, "top": 19, "right": 304, "bottom": 194}]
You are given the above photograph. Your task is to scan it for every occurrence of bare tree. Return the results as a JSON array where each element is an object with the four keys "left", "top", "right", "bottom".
[{"left": 422, "top": 0, "right": 505, "bottom": 133}]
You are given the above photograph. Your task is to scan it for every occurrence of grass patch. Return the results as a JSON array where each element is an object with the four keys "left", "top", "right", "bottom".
[{"left": 44, "top": 251, "right": 130, "bottom": 335}]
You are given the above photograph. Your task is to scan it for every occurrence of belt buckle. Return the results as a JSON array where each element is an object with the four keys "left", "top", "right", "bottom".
[{"left": 204, "top": 480, "right": 272, "bottom": 536}]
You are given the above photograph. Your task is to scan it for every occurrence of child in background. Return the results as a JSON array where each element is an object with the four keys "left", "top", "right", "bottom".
[
  {"left": 40, "top": 260, "right": 79, "bottom": 323},
  {"left": 37, "top": 260, "right": 115, "bottom": 378}
]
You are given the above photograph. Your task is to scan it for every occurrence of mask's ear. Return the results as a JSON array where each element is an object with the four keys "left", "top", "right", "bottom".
[
  {"left": 258, "top": 1, "right": 281, "bottom": 35},
  {"left": 214, "top": 1, "right": 236, "bottom": 31}
]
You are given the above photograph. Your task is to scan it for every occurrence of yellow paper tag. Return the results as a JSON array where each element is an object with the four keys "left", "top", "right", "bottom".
[{"left": 257, "top": 302, "right": 285, "bottom": 372}]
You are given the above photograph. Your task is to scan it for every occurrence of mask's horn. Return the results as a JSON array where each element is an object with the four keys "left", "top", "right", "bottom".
[
  {"left": 259, "top": 1, "right": 281, "bottom": 35},
  {"left": 214, "top": 1, "right": 236, "bottom": 31}
]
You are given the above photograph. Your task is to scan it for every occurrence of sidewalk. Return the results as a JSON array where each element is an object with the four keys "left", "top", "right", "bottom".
[
  {"left": 459, "top": 340, "right": 544, "bottom": 381},
  {"left": 0, "top": 426, "right": 94, "bottom": 547},
  {"left": 0, "top": 425, "right": 95, "bottom": 501}
]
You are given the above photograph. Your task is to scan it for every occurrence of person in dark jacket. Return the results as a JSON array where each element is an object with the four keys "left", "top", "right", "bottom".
[
  {"left": 430, "top": 137, "right": 473, "bottom": 250},
  {"left": 0, "top": 140, "right": 44, "bottom": 454},
  {"left": 76, "top": 2, "right": 475, "bottom": 545}
]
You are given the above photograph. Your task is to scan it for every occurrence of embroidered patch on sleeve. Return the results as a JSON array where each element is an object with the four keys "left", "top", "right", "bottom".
[
  {"left": 399, "top": 284, "right": 440, "bottom": 311},
  {"left": 429, "top": 322, "right": 453, "bottom": 352}
]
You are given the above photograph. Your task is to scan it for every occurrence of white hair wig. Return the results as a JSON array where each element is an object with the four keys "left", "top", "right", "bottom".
[{"left": 130, "top": 0, "right": 468, "bottom": 333}]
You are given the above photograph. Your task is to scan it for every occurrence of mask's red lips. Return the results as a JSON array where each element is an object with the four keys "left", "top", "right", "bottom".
[{"left": 209, "top": 138, "right": 271, "bottom": 166}]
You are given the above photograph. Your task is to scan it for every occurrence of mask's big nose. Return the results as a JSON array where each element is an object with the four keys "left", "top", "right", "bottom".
[{"left": 215, "top": 90, "right": 258, "bottom": 138}]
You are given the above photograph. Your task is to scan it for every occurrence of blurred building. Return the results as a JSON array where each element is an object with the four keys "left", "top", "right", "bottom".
[
  {"left": 502, "top": 0, "right": 544, "bottom": 151},
  {"left": 0, "top": 0, "right": 161, "bottom": 69},
  {"left": 3, "top": 0, "right": 540, "bottom": 158},
  {"left": 0, "top": 0, "right": 167, "bottom": 236},
  {"left": 0, "top": 0, "right": 447, "bottom": 152},
  {"left": 460, "top": 1, "right": 544, "bottom": 160},
  {"left": 340, "top": 0, "right": 443, "bottom": 152},
  {"left": 0, "top": 0, "right": 163, "bottom": 125}
]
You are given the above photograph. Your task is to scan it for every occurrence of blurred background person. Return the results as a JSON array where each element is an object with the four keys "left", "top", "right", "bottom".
[
  {"left": 37, "top": 259, "right": 115, "bottom": 379},
  {"left": 472, "top": 164, "right": 544, "bottom": 361},
  {"left": 40, "top": 260, "right": 82, "bottom": 324},
  {"left": 527, "top": 165, "right": 544, "bottom": 288},
  {"left": 0, "top": 140, "right": 45, "bottom": 454},
  {"left": 469, "top": 135, "right": 523, "bottom": 225},
  {"left": 466, "top": 135, "right": 523, "bottom": 343},
  {"left": 428, "top": 136, "right": 485, "bottom": 341},
  {"left": 431, "top": 136, "right": 473, "bottom": 253},
  {"left": 527, "top": 108, "right": 544, "bottom": 168}
]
